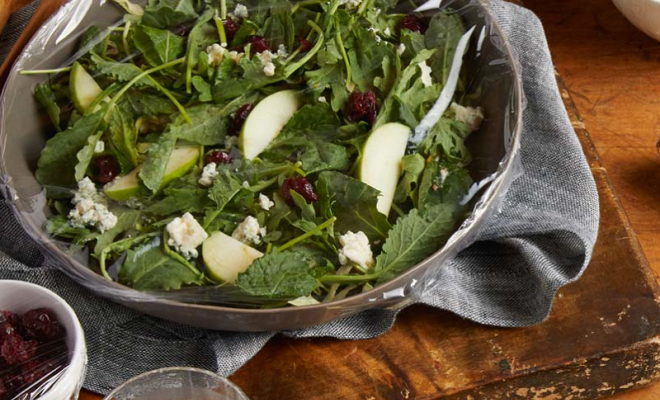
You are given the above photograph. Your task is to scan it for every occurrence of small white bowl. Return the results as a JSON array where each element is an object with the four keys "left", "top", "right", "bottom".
[
  {"left": 613, "top": 0, "right": 660, "bottom": 42},
  {"left": 0, "top": 280, "right": 87, "bottom": 400}
]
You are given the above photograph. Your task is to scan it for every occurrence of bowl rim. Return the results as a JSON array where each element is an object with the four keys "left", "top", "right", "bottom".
[
  {"left": 0, "top": 0, "right": 523, "bottom": 318},
  {"left": 102, "top": 367, "right": 249, "bottom": 400},
  {"left": 0, "top": 280, "right": 88, "bottom": 398}
]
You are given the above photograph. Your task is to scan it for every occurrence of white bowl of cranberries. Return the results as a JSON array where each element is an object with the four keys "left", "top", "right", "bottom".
[{"left": 0, "top": 281, "right": 87, "bottom": 400}]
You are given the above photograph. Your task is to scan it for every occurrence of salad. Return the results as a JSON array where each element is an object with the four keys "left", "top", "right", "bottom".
[{"left": 27, "top": 0, "right": 485, "bottom": 306}]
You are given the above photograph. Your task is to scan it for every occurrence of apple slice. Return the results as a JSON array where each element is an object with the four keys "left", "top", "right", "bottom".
[
  {"left": 203, "top": 231, "right": 264, "bottom": 283},
  {"left": 104, "top": 167, "right": 141, "bottom": 201},
  {"left": 160, "top": 146, "right": 200, "bottom": 188},
  {"left": 239, "top": 90, "right": 302, "bottom": 160},
  {"left": 358, "top": 123, "right": 411, "bottom": 216},
  {"left": 70, "top": 62, "right": 105, "bottom": 113},
  {"left": 105, "top": 146, "right": 199, "bottom": 200}
]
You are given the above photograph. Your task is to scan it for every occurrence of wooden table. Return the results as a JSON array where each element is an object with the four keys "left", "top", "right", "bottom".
[{"left": 3, "top": 0, "right": 660, "bottom": 399}]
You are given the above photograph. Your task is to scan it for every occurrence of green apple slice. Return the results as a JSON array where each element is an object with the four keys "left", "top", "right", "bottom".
[
  {"left": 358, "top": 123, "right": 411, "bottom": 216},
  {"left": 161, "top": 146, "right": 200, "bottom": 188},
  {"left": 203, "top": 231, "right": 264, "bottom": 283},
  {"left": 239, "top": 90, "right": 302, "bottom": 160},
  {"left": 105, "top": 146, "right": 199, "bottom": 200},
  {"left": 70, "top": 62, "right": 104, "bottom": 113},
  {"left": 104, "top": 167, "right": 141, "bottom": 201}
]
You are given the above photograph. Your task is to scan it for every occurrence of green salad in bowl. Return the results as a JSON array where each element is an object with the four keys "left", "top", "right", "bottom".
[{"left": 27, "top": 0, "right": 484, "bottom": 306}]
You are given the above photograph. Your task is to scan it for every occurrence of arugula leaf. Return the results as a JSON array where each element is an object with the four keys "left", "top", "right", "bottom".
[
  {"left": 74, "top": 131, "right": 103, "bottom": 181},
  {"left": 111, "top": 0, "right": 144, "bottom": 16},
  {"left": 305, "top": 63, "right": 347, "bottom": 112},
  {"left": 299, "top": 141, "right": 349, "bottom": 174},
  {"left": 133, "top": 24, "right": 185, "bottom": 67},
  {"left": 418, "top": 160, "right": 472, "bottom": 209},
  {"left": 34, "top": 83, "right": 61, "bottom": 131},
  {"left": 168, "top": 103, "right": 229, "bottom": 145},
  {"left": 94, "top": 210, "right": 140, "bottom": 256},
  {"left": 142, "top": 0, "right": 198, "bottom": 29},
  {"left": 274, "top": 103, "right": 342, "bottom": 144},
  {"left": 317, "top": 171, "right": 391, "bottom": 242},
  {"left": 375, "top": 203, "right": 456, "bottom": 284},
  {"left": 208, "top": 169, "right": 244, "bottom": 210},
  {"left": 146, "top": 188, "right": 211, "bottom": 215},
  {"left": 425, "top": 11, "right": 465, "bottom": 84},
  {"left": 192, "top": 76, "right": 213, "bottom": 102},
  {"left": 346, "top": 25, "right": 395, "bottom": 92},
  {"left": 124, "top": 90, "right": 176, "bottom": 115},
  {"left": 36, "top": 111, "right": 105, "bottom": 187},
  {"left": 394, "top": 153, "right": 425, "bottom": 204},
  {"left": 417, "top": 117, "right": 471, "bottom": 161},
  {"left": 119, "top": 237, "right": 204, "bottom": 290},
  {"left": 236, "top": 250, "right": 318, "bottom": 298},
  {"left": 263, "top": 7, "right": 296, "bottom": 51},
  {"left": 91, "top": 54, "right": 157, "bottom": 88},
  {"left": 109, "top": 105, "right": 138, "bottom": 174},
  {"left": 78, "top": 26, "right": 105, "bottom": 54},
  {"left": 45, "top": 215, "right": 91, "bottom": 239},
  {"left": 139, "top": 130, "right": 177, "bottom": 192}
]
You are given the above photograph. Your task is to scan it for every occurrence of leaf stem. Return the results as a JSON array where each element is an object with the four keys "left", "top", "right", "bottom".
[
  {"left": 19, "top": 67, "right": 72, "bottom": 75},
  {"left": 220, "top": 0, "right": 228, "bottom": 20},
  {"left": 319, "top": 272, "right": 380, "bottom": 283},
  {"left": 163, "top": 230, "right": 203, "bottom": 277},
  {"left": 215, "top": 14, "right": 228, "bottom": 46},
  {"left": 334, "top": 19, "right": 352, "bottom": 90},
  {"left": 105, "top": 57, "right": 186, "bottom": 122},
  {"left": 279, "top": 216, "right": 336, "bottom": 252},
  {"left": 123, "top": 21, "right": 132, "bottom": 57},
  {"left": 99, "top": 233, "right": 159, "bottom": 281},
  {"left": 283, "top": 21, "right": 325, "bottom": 78},
  {"left": 291, "top": 0, "right": 323, "bottom": 13}
]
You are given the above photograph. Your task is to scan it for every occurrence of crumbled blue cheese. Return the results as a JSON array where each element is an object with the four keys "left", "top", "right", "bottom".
[
  {"left": 418, "top": 61, "right": 433, "bottom": 87},
  {"left": 339, "top": 0, "right": 363, "bottom": 10},
  {"left": 228, "top": 50, "right": 244, "bottom": 64},
  {"left": 233, "top": 3, "right": 249, "bottom": 19},
  {"left": 397, "top": 43, "right": 406, "bottom": 56},
  {"left": 375, "top": 35, "right": 382, "bottom": 45},
  {"left": 258, "top": 194, "right": 274, "bottom": 211},
  {"left": 367, "top": 27, "right": 379, "bottom": 33},
  {"left": 198, "top": 162, "right": 218, "bottom": 187},
  {"left": 450, "top": 102, "right": 485, "bottom": 132},
  {"left": 68, "top": 177, "right": 117, "bottom": 233},
  {"left": 166, "top": 213, "right": 208, "bottom": 260},
  {"left": 288, "top": 296, "right": 320, "bottom": 306},
  {"left": 207, "top": 43, "right": 226, "bottom": 65},
  {"left": 277, "top": 44, "right": 289, "bottom": 58},
  {"left": 384, "top": 27, "right": 391, "bottom": 36},
  {"left": 338, "top": 231, "right": 374, "bottom": 269},
  {"left": 242, "top": 181, "right": 250, "bottom": 189},
  {"left": 257, "top": 50, "right": 277, "bottom": 77},
  {"left": 318, "top": 96, "right": 327, "bottom": 103},
  {"left": 94, "top": 140, "right": 105, "bottom": 154},
  {"left": 124, "top": 197, "right": 145, "bottom": 210},
  {"left": 232, "top": 216, "right": 266, "bottom": 245}
]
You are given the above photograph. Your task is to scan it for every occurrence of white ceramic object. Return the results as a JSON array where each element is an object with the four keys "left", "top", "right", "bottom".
[
  {"left": 613, "top": 0, "right": 660, "bottom": 42},
  {"left": 0, "top": 280, "right": 87, "bottom": 400}
]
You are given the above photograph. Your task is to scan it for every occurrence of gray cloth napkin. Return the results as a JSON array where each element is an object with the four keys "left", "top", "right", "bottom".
[{"left": 0, "top": 0, "right": 599, "bottom": 395}]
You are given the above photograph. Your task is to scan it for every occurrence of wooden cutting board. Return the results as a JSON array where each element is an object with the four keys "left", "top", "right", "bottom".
[{"left": 3, "top": 1, "right": 660, "bottom": 399}]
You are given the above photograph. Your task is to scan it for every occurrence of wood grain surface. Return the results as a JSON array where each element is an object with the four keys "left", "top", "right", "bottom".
[{"left": 3, "top": 0, "right": 660, "bottom": 399}]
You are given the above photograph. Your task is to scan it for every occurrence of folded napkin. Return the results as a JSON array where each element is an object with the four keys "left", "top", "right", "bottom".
[{"left": 0, "top": 0, "right": 599, "bottom": 394}]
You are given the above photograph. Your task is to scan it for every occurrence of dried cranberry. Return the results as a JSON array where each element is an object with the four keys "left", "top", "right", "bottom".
[
  {"left": 4, "top": 373, "right": 24, "bottom": 395},
  {"left": 1, "top": 334, "right": 37, "bottom": 365},
  {"left": 400, "top": 15, "right": 425, "bottom": 33},
  {"left": 171, "top": 24, "right": 191, "bottom": 37},
  {"left": 21, "top": 360, "right": 46, "bottom": 385},
  {"left": 92, "top": 155, "right": 120, "bottom": 184},
  {"left": 298, "top": 37, "right": 313, "bottom": 53},
  {"left": 232, "top": 103, "right": 253, "bottom": 133},
  {"left": 223, "top": 19, "right": 241, "bottom": 43},
  {"left": 247, "top": 35, "right": 270, "bottom": 55},
  {"left": 281, "top": 177, "right": 319, "bottom": 205},
  {"left": 205, "top": 151, "right": 232, "bottom": 165},
  {"left": 0, "top": 378, "right": 8, "bottom": 398},
  {"left": 0, "top": 311, "right": 19, "bottom": 346},
  {"left": 22, "top": 309, "right": 64, "bottom": 343},
  {"left": 345, "top": 90, "right": 378, "bottom": 125}
]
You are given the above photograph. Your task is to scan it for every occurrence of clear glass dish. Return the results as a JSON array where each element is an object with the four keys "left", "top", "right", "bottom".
[{"left": 103, "top": 367, "right": 249, "bottom": 400}]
